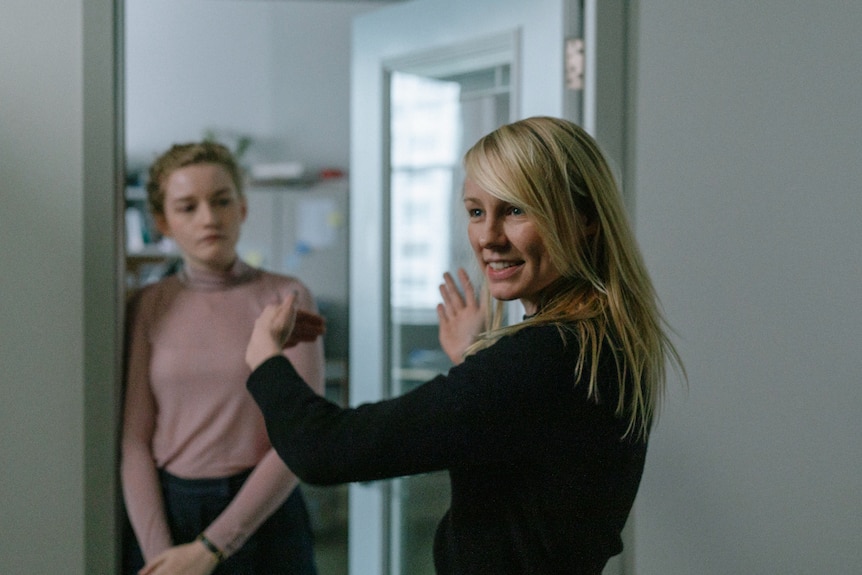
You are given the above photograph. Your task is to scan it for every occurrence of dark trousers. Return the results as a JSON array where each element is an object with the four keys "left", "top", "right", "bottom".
[{"left": 123, "top": 468, "right": 317, "bottom": 575}]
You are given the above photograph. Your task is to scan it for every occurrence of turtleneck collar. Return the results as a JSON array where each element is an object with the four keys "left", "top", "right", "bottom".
[{"left": 177, "top": 258, "right": 259, "bottom": 291}]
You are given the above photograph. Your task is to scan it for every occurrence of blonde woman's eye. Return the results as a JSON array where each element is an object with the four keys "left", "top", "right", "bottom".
[
  {"left": 510, "top": 206, "right": 525, "bottom": 216},
  {"left": 467, "top": 208, "right": 483, "bottom": 218}
]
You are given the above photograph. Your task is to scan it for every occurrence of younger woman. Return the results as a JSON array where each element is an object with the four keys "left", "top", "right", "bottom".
[{"left": 122, "top": 142, "right": 323, "bottom": 575}]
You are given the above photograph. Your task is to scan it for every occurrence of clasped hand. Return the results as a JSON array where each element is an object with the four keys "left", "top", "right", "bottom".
[
  {"left": 246, "top": 292, "right": 326, "bottom": 371},
  {"left": 137, "top": 540, "right": 218, "bottom": 575}
]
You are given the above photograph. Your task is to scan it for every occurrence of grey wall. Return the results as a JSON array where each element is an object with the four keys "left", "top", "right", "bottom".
[
  {"left": 1, "top": 1, "right": 86, "bottom": 567},
  {"left": 629, "top": 1, "right": 862, "bottom": 572},
  {"left": 126, "top": 0, "right": 386, "bottom": 173},
  {"left": 1, "top": 0, "right": 118, "bottom": 573}
]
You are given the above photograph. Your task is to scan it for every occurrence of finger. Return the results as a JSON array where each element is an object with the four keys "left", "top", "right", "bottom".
[
  {"left": 140, "top": 555, "right": 162, "bottom": 574},
  {"left": 276, "top": 291, "right": 298, "bottom": 320},
  {"left": 283, "top": 334, "right": 318, "bottom": 347},
  {"left": 436, "top": 302, "right": 449, "bottom": 325},
  {"left": 282, "top": 313, "right": 326, "bottom": 347},
  {"left": 293, "top": 312, "right": 326, "bottom": 334},
  {"left": 286, "top": 325, "right": 325, "bottom": 344},
  {"left": 442, "top": 272, "right": 465, "bottom": 308},
  {"left": 457, "top": 268, "right": 477, "bottom": 306},
  {"left": 276, "top": 292, "right": 298, "bottom": 322},
  {"left": 295, "top": 309, "right": 326, "bottom": 329},
  {"left": 290, "top": 323, "right": 324, "bottom": 340},
  {"left": 438, "top": 279, "right": 456, "bottom": 314},
  {"left": 438, "top": 282, "right": 455, "bottom": 312}
]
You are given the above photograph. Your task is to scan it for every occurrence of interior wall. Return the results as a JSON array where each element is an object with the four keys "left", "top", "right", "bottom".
[
  {"left": 0, "top": 0, "right": 117, "bottom": 573},
  {"left": 1, "top": 1, "right": 85, "bottom": 571},
  {"left": 629, "top": 1, "right": 862, "bottom": 572},
  {"left": 125, "top": 0, "right": 386, "bottom": 174},
  {"left": 125, "top": 0, "right": 276, "bottom": 167}
]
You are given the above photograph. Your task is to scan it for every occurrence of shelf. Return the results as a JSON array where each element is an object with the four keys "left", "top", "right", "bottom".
[
  {"left": 127, "top": 248, "right": 179, "bottom": 260},
  {"left": 126, "top": 186, "right": 145, "bottom": 201}
]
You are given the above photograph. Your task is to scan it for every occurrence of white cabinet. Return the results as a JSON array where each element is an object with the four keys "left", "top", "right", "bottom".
[
  {"left": 239, "top": 179, "right": 351, "bottom": 401},
  {"left": 239, "top": 179, "right": 348, "bottom": 308},
  {"left": 240, "top": 179, "right": 351, "bottom": 548}
]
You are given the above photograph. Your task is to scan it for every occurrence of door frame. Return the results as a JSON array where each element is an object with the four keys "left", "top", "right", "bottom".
[{"left": 384, "top": 31, "right": 520, "bottom": 574}]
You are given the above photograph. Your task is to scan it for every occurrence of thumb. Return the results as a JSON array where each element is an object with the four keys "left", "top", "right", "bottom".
[{"left": 273, "top": 291, "right": 299, "bottom": 345}]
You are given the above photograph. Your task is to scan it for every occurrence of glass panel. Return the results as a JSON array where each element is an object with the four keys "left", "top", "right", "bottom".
[
  {"left": 388, "top": 66, "right": 510, "bottom": 575},
  {"left": 389, "top": 71, "right": 458, "bottom": 575},
  {"left": 390, "top": 73, "right": 460, "bottom": 318}
]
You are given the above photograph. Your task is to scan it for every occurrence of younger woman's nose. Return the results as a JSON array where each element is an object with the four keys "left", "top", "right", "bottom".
[{"left": 198, "top": 203, "right": 218, "bottom": 225}]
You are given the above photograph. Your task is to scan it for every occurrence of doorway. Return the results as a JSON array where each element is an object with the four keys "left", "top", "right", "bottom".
[
  {"left": 119, "top": 2, "right": 385, "bottom": 573},
  {"left": 387, "top": 48, "right": 515, "bottom": 575}
]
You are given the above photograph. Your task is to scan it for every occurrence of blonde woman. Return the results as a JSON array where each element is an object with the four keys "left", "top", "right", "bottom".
[{"left": 245, "top": 117, "right": 683, "bottom": 574}]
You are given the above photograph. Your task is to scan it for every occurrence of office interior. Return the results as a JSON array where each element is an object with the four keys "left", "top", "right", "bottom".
[{"left": 2, "top": 0, "right": 861, "bottom": 573}]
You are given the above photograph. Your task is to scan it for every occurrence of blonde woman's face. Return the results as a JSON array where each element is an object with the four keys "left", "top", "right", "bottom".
[
  {"left": 463, "top": 177, "right": 561, "bottom": 315},
  {"left": 155, "top": 163, "right": 246, "bottom": 273}
]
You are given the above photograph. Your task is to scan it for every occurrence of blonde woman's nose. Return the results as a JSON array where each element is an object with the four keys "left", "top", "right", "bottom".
[{"left": 478, "top": 218, "right": 505, "bottom": 248}]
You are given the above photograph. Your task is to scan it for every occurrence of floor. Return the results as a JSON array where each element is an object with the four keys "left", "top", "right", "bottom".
[{"left": 304, "top": 483, "right": 349, "bottom": 575}]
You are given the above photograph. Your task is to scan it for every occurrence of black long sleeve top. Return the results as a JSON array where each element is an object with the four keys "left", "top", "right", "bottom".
[{"left": 247, "top": 324, "right": 647, "bottom": 575}]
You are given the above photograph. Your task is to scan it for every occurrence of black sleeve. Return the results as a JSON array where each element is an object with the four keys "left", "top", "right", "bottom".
[{"left": 247, "top": 326, "right": 587, "bottom": 485}]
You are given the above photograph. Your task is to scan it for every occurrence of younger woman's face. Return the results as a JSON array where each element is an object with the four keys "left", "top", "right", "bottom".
[
  {"left": 155, "top": 162, "right": 246, "bottom": 273},
  {"left": 464, "top": 177, "right": 561, "bottom": 315}
]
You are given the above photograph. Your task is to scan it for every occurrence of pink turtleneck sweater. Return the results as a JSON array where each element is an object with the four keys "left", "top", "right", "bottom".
[{"left": 121, "top": 259, "right": 324, "bottom": 560}]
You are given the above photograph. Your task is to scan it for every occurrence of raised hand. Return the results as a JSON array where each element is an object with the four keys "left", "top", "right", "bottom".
[
  {"left": 285, "top": 309, "right": 327, "bottom": 347},
  {"left": 437, "top": 268, "right": 487, "bottom": 365},
  {"left": 246, "top": 292, "right": 326, "bottom": 371}
]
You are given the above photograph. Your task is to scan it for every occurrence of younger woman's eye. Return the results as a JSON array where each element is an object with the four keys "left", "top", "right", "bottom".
[{"left": 509, "top": 206, "right": 525, "bottom": 216}]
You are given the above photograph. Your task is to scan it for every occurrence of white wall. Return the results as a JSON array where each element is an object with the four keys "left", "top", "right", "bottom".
[
  {"left": 126, "top": 0, "right": 387, "bottom": 173},
  {"left": 630, "top": 1, "right": 862, "bottom": 572}
]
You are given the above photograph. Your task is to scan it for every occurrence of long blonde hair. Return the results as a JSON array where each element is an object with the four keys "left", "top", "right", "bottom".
[{"left": 463, "top": 116, "right": 684, "bottom": 439}]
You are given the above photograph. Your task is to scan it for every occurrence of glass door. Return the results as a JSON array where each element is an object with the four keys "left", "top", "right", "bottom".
[{"left": 387, "top": 64, "right": 512, "bottom": 575}]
